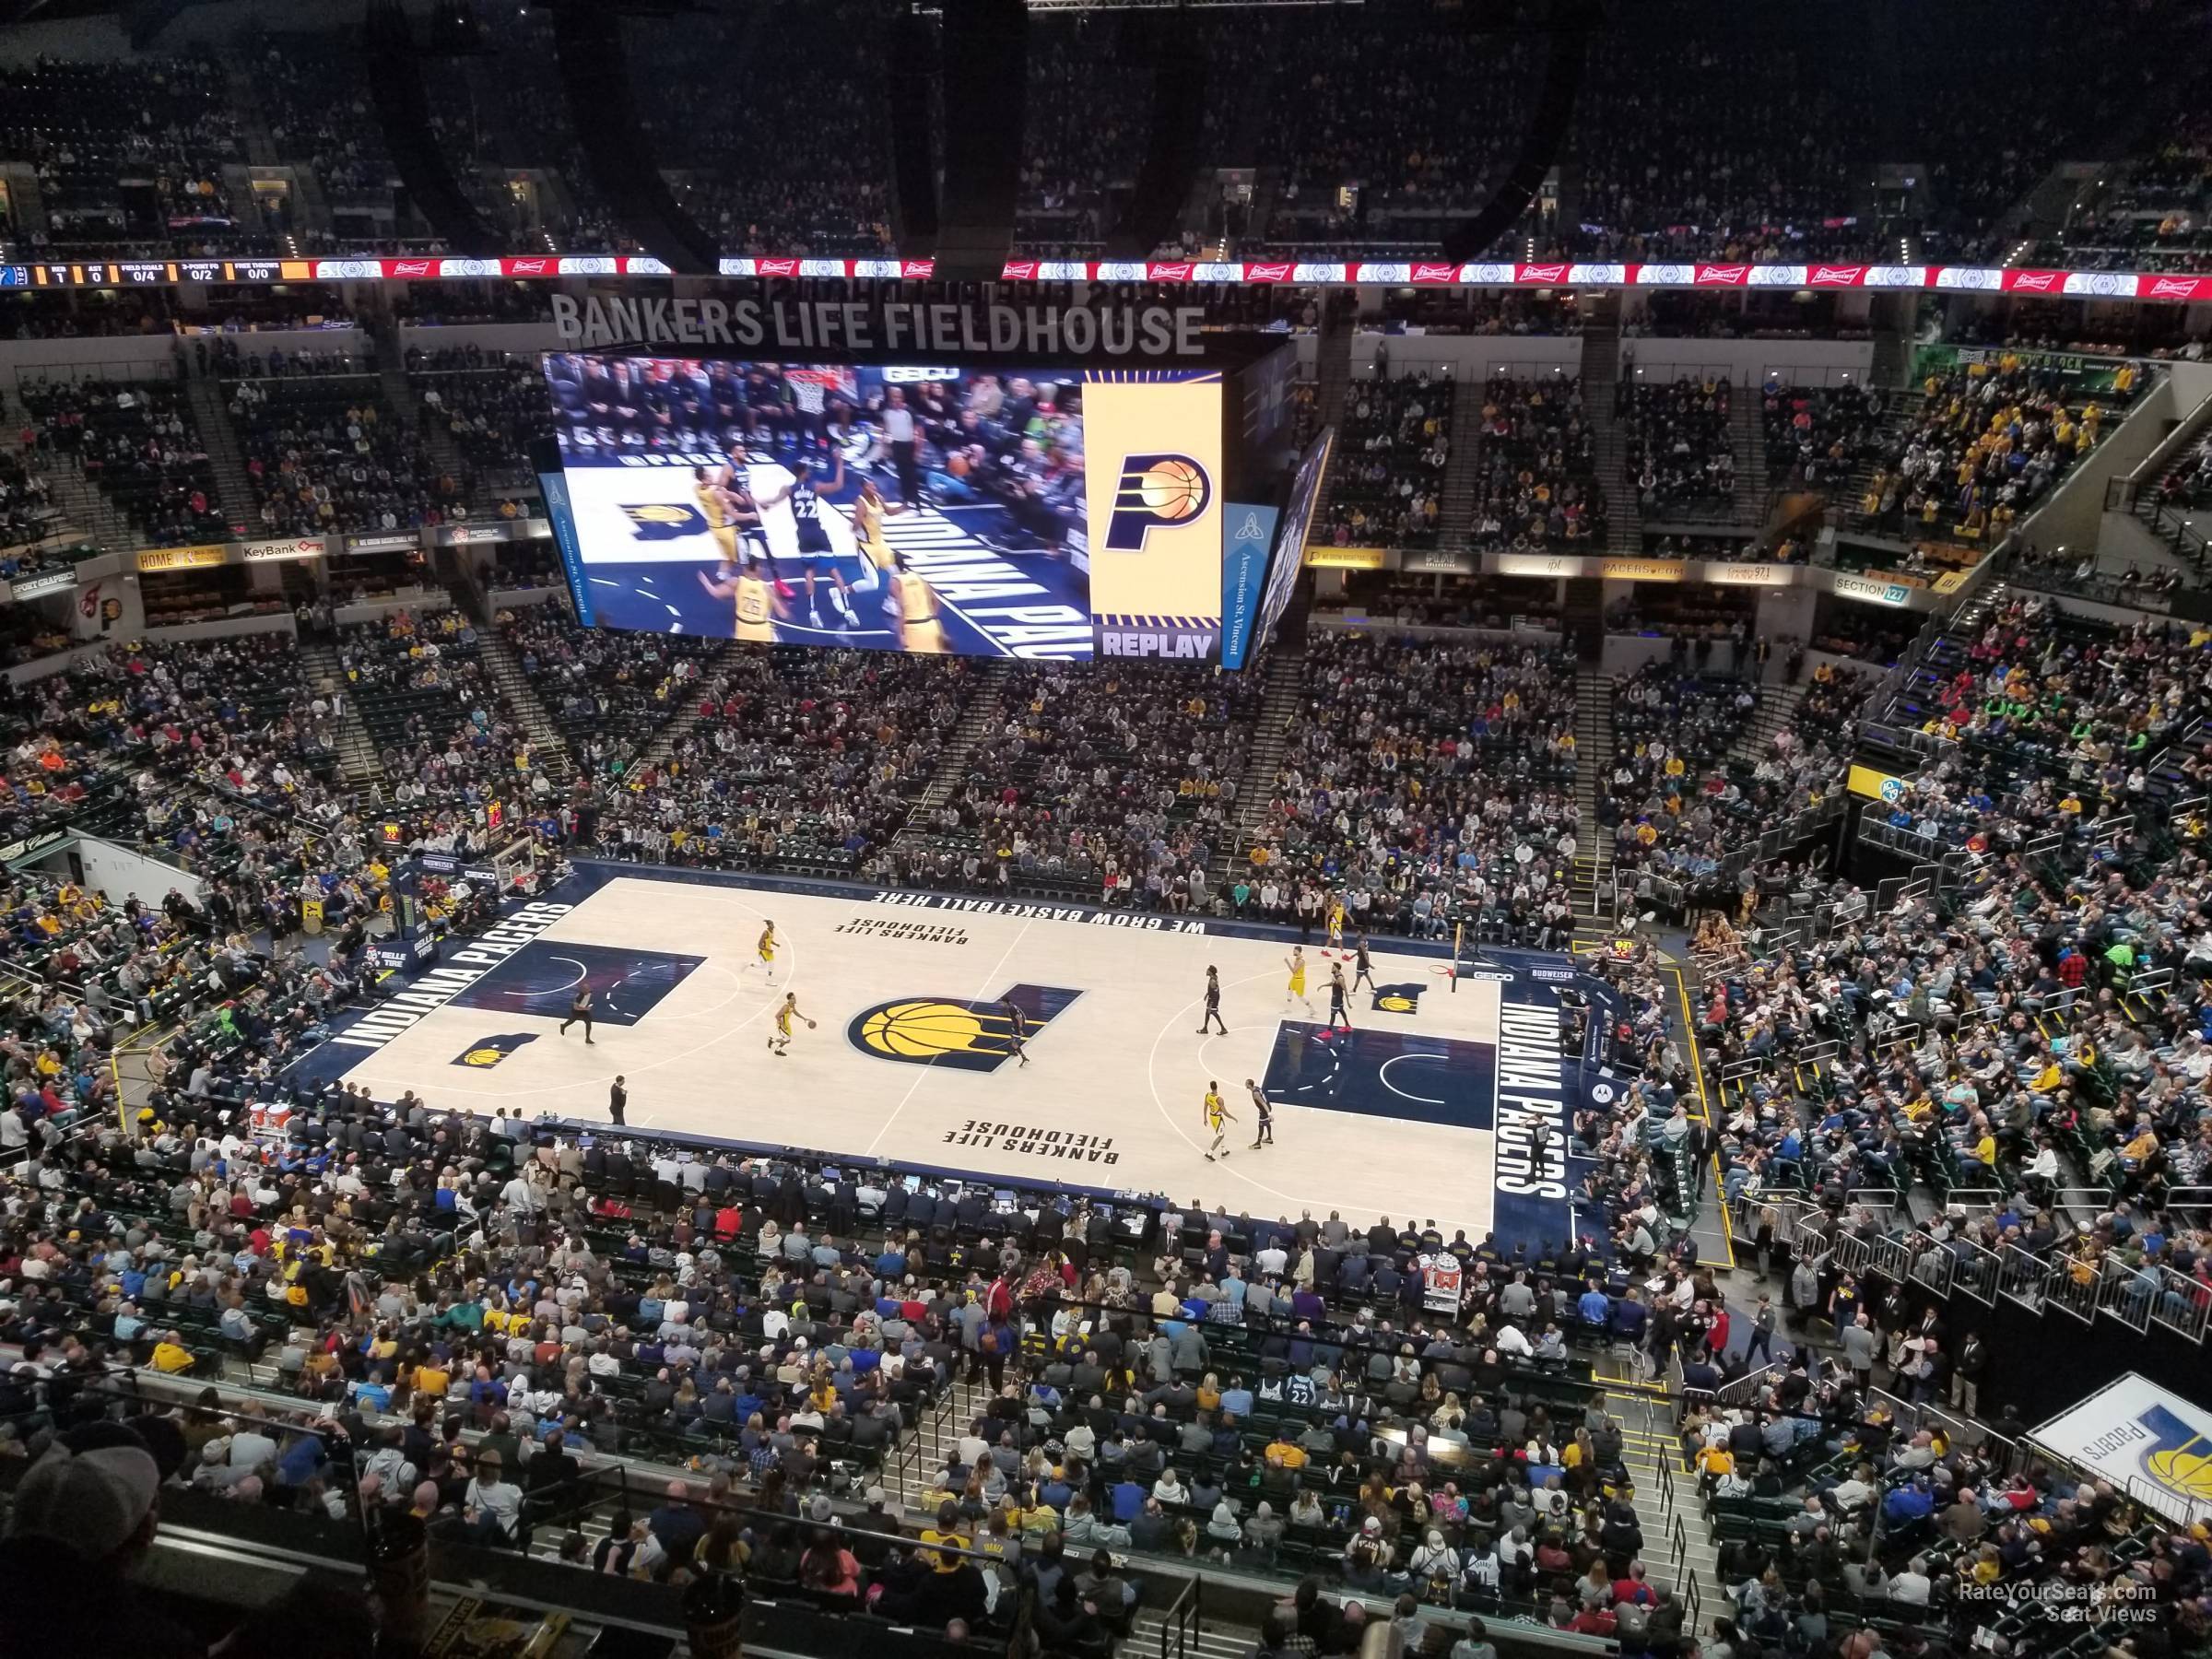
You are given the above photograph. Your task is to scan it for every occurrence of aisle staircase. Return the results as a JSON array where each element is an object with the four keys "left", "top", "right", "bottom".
[
  {"left": 477, "top": 622, "right": 575, "bottom": 782},
  {"left": 912, "top": 658, "right": 1014, "bottom": 816},
  {"left": 1726, "top": 683, "right": 1806, "bottom": 768},
  {"left": 1578, "top": 316, "right": 1638, "bottom": 554},
  {"left": 297, "top": 637, "right": 382, "bottom": 784},
  {"left": 1314, "top": 304, "right": 1355, "bottom": 432},
  {"left": 1612, "top": 1391, "right": 1729, "bottom": 1627},
  {"left": 375, "top": 330, "right": 471, "bottom": 487},
  {"left": 1571, "top": 669, "right": 1615, "bottom": 924},
  {"left": 182, "top": 375, "right": 257, "bottom": 537},
  {"left": 1728, "top": 391, "right": 1770, "bottom": 533},
  {"left": 1214, "top": 645, "right": 1304, "bottom": 883},
  {"left": 1436, "top": 375, "right": 1488, "bottom": 546}
]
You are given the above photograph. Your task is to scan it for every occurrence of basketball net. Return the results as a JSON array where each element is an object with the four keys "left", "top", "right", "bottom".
[{"left": 785, "top": 368, "right": 853, "bottom": 416}]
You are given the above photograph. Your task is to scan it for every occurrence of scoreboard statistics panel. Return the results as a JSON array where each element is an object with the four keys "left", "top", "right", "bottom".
[{"left": 540, "top": 353, "right": 1231, "bottom": 664}]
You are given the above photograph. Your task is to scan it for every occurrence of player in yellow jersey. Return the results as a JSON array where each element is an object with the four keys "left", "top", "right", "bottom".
[
  {"left": 851, "top": 478, "right": 906, "bottom": 592},
  {"left": 888, "top": 551, "right": 948, "bottom": 653},
  {"left": 1284, "top": 946, "right": 1315, "bottom": 1015},
  {"left": 694, "top": 465, "right": 739, "bottom": 562},
  {"left": 749, "top": 920, "right": 778, "bottom": 982},
  {"left": 1326, "top": 896, "right": 1347, "bottom": 956},
  {"left": 1201, "top": 1080, "right": 1236, "bottom": 1161},
  {"left": 769, "top": 991, "right": 815, "bottom": 1056},
  {"left": 698, "top": 554, "right": 780, "bottom": 643}
]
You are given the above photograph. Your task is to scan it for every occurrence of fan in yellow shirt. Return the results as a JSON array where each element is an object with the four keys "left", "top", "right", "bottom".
[{"left": 150, "top": 1333, "right": 196, "bottom": 1373}]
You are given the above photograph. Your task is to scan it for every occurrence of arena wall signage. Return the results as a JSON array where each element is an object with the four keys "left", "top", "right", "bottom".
[
  {"left": 548, "top": 294, "right": 1213, "bottom": 359},
  {"left": 240, "top": 536, "right": 327, "bottom": 562},
  {"left": 10, "top": 252, "right": 2212, "bottom": 301},
  {"left": 1846, "top": 764, "right": 1911, "bottom": 804},
  {"left": 1597, "top": 558, "right": 1687, "bottom": 582},
  {"left": 6, "top": 569, "right": 76, "bottom": 600},
  {"left": 135, "top": 544, "right": 230, "bottom": 572}
]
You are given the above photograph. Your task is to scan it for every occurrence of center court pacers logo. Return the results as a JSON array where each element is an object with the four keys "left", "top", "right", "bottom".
[
  {"left": 849, "top": 983, "right": 1082, "bottom": 1072},
  {"left": 453, "top": 1032, "right": 537, "bottom": 1068},
  {"left": 621, "top": 501, "right": 708, "bottom": 540},
  {"left": 1105, "top": 453, "right": 1213, "bottom": 549}
]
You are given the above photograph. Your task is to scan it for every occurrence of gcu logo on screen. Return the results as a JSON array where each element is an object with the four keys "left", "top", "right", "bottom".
[{"left": 1106, "top": 453, "right": 1214, "bottom": 550}]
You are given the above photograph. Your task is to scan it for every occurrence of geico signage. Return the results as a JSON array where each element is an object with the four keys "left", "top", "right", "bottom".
[
  {"left": 241, "top": 536, "right": 327, "bottom": 562},
  {"left": 879, "top": 366, "right": 961, "bottom": 383}
]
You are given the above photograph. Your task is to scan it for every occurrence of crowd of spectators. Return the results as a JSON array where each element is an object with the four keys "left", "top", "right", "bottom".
[
  {"left": 333, "top": 606, "right": 534, "bottom": 812},
  {"left": 1241, "top": 632, "right": 1581, "bottom": 947},
  {"left": 0, "top": 54, "right": 247, "bottom": 250},
  {"left": 259, "top": 42, "right": 394, "bottom": 206},
  {"left": 627, "top": 3, "right": 893, "bottom": 254},
  {"left": 1763, "top": 383, "right": 1888, "bottom": 497},
  {"left": 228, "top": 376, "right": 459, "bottom": 536},
  {"left": 1557, "top": 27, "right": 1872, "bottom": 265},
  {"left": 1322, "top": 370, "right": 1453, "bottom": 549},
  {"left": 595, "top": 649, "right": 977, "bottom": 876},
  {"left": 1618, "top": 377, "right": 1736, "bottom": 516},
  {"left": 1265, "top": 19, "right": 1537, "bottom": 248},
  {"left": 411, "top": 350, "right": 554, "bottom": 499},
  {"left": 18, "top": 378, "right": 228, "bottom": 548},
  {"left": 500, "top": 604, "right": 722, "bottom": 779},
  {"left": 0, "top": 441, "right": 57, "bottom": 553},
  {"left": 1467, "top": 377, "right": 1606, "bottom": 552},
  {"left": 889, "top": 663, "right": 1253, "bottom": 909},
  {"left": 1854, "top": 359, "right": 2124, "bottom": 543},
  {"left": 1603, "top": 660, "right": 1759, "bottom": 881}
]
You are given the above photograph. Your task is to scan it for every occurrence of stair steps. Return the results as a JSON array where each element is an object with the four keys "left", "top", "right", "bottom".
[
  {"left": 1436, "top": 375, "right": 1488, "bottom": 546},
  {"left": 298, "top": 637, "right": 384, "bottom": 785},
  {"left": 477, "top": 618, "right": 575, "bottom": 782},
  {"left": 1214, "top": 645, "right": 1305, "bottom": 883},
  {"left": 1571, "top": 670, "right": 1615, "bottom": 922},
  {"left": 183, "top": 376, "right": 257, "bottom": 538},
  {"left": 1725, "top": 684, "right": 1806, "bottom": 769},
  {"left": 912, "top": 658, "right": 1014, "bottom": 817}
]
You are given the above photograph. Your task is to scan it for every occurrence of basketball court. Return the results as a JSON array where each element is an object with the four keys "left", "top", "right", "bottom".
[{"left": 294, "top": 863, "right": 1628, "bottom": 1244}]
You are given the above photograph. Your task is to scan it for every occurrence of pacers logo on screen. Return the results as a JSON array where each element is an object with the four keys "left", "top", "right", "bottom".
[
  {"left": 1106, "top": 453, "right": 1213, "bottom": 550},
  {"left": 1083, "top": 374, "right": 1224, "bottom": 662},
  {"left": 621, "top": 502, "right": 708, "bottom": 540},
  {"left": 849, "top": 983, "right": 1081, "bottom": 1073}
]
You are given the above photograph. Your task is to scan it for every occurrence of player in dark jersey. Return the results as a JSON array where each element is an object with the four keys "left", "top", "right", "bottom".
[{"left": 759, "top": 442, "right": 858, "bottom": 633}]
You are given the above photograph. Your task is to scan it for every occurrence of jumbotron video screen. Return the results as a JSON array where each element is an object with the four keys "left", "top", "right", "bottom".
[{"left": 542, "top": 352, "right": 1231, "bottom": 662}]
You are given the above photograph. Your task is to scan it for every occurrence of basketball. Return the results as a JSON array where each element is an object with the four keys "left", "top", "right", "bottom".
[
  {"left": 1135, "top": 457, "right": 1207, "bottom": 522},
  {"left": 859, "top": 1000, "right": 990, "bottom": 1058}
]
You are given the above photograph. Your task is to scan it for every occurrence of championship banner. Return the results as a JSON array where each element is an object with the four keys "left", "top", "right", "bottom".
[{"left": 1082, "top": 371, "right": 1225, "bottom": 662}]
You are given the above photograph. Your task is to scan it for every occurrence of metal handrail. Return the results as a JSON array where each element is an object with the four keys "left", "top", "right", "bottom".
[{"left": 1159, "top": 1572, "right": 1200, "bottom": 1659}]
